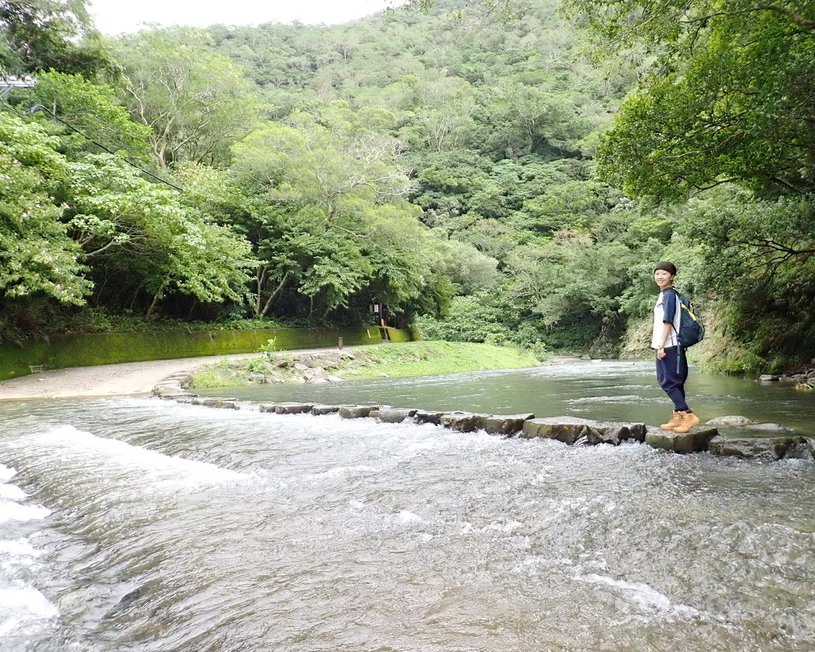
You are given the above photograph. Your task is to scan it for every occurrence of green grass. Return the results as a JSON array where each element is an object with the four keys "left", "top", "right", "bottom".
[
  {"left": 337, "top": 341, "right": 542, "bottom": 380},
  {"left": 190, "top": 365, "right": 251, "bottom": 389}
]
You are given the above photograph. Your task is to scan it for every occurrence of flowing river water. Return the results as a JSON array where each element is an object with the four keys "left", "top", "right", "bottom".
[{"left": 1, "top": 360, "right": 814, "bottom": 651}]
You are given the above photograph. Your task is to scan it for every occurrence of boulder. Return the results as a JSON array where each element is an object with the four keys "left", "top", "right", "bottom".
[
  {"left": 339, "top": 405, "right": 379, "bottom": 419},
  {"left": 196, "top": 398, "right": 239, "bottom": 410},
  {"left": 586, "top": 425, "right": 630, "bottom": 446},
  {"left": 311, "top": 404, "right": 341, "bottom": 415},
  {"left": 370, "top": 408, "right": 418, "bottom": 423},
  {"left": 294, "top": 354, "right": 314, "bottom": 367},
  {"left": 627, "top": 423, "right": 648, "bottom": 443},
  {"left": 645, "top": 427, "right": 718, "bottom": 453},
  {"left": 414, "top": 410, "right": 445, "bottom": 425},
  {"left": 519, "top": 417, "right": 646, "bottom": 445},
  {"left": 152, "top": 379, "right": 185, "bottom": 397},
  {"left": 303, "top": 368, "right": 329, "bottom": 383},
  {"left": 708, "top": 436, "right": 814, "bottom": 460},
  {"left": 745, "top": 422, "right": 792, "bottom": 433},
  {"left": 440, "top": 412, "right": 489, "bottom": 432},
  {"left": 521, "top": 420, "right": 601, "bottom": 445},
  {"left": 705, "top": 415, "right": 755, "bottom": 427},
  {"left": 482, "top": 414, "right": 535, "bottom": 436},
  {"left": 758, "top": 374, "right": 780, "bottom": 381},
  {"left": 246, "top": 373, "right": 266, "bottom": 384},
  {"left": 262, "top": 402, "right": 313, "bottom": 414}
]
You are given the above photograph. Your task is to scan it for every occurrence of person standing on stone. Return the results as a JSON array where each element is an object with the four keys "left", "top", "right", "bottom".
[{"left": 652, "top": 262, "right": 701, "bottom": 433}]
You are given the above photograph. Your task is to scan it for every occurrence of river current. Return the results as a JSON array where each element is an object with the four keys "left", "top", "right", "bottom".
[{"left": 1, "top": 360, "right": 814, "bottom": 651}]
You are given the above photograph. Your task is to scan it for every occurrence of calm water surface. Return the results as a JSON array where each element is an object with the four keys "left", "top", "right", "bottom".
[{"left": 1, "top": 360, "right": 814, "bottom": 651}]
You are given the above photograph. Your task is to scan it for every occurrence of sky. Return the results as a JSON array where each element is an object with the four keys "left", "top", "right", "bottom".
[{"left": 87, "top": 0, "right": 409, "bottom": 35}]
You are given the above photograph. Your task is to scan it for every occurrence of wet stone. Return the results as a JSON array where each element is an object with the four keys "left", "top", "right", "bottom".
[
  {"left": 483, "top": 414, "right": 535, "bottom": 436},
  {"left": 370, "top": 408, "right": 418, "bottom": 423},
  {"left": 645, "top": 427, "right": 719, "bottom": 454},
  {"left": 268, "top": 403, "right": 314, "bottom": 414},
  {"left": 706, "top": 415, "right": 755, "bottom": 427},
  {"left": 339, "top": 405, "right": 379, "bottom": 419},
  {"left": 586, "top": 425, "right": 630, "bottom": 446},
  {"left": 199, "top": 399, "right": 239, "bottom": 410},
  {"left": 708, "top": 436, "right": 814, "bottom": 460},
  {"left": 440, "top": 412, "right": 489, "bottom": 433},
  {"left": 521, "top": 420, "right": 600, "bottom": 445},
  {"left": 414, "top": 410, "right": 445, "bottom": 425},
  {"left": 310, "top": 404, "right": 340, "bottom": 415}
]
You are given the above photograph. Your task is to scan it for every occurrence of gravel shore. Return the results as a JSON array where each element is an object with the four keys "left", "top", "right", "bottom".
[{"left": 0, "top": 353, "right": 265, "bottom": 401}]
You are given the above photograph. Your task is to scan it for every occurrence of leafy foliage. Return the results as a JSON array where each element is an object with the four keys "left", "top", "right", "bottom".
[
  {"left": 0, "top": 114, "right": 90, "bottom": 304},
  {"left": 0, "top": 0, "right": 109, "bottom": 75}
]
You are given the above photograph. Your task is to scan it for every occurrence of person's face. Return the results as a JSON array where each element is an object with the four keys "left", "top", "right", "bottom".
[{"left": 654, "top": 269, "right": 675, "bottom": 290}]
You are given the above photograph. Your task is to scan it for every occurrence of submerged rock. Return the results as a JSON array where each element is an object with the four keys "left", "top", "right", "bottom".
[
  {"left": 194, "top": 398, "right": 239, "bottom": 410},
  {"left": 311, "top": 404, "right": 340, "bottom": 415},
  {"left": 744, "top": 422, "right": 792, "bottom": 433},
  {"left": 370, "top": 408, "right": 418, "bottom": 423},
  {"left": 705, "top": 415, "right": 755, "bottom": 427},
  {"left": 414, "top": 410, "right": 445, "bottom": 425},
  {"left": 708, "top": 436, "right": 814, "bottom": 460},
  {"left": 260, "top": 402, "right": 314, "bottom": 414},
  {"left": 645, "top": 427, "right": 719, "bottom": 453}
]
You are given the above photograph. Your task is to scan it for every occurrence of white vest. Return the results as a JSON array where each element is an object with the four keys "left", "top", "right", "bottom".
[{"left": 652, "top": 290, "right": 681, "bottom": 349}]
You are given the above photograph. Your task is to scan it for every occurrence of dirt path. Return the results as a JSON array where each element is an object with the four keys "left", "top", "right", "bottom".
[{"left": 0, "top": 353, "right": 265, "bottom": 401}]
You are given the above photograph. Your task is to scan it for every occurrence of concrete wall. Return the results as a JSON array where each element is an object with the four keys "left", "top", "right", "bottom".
[{"left": 0, "top": 326, "right": 412, "bottom": 381}]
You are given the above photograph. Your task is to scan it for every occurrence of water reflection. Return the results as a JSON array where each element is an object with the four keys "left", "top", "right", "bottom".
[{"left": 198, "top": 359, "right": 815, "bottom": 434}]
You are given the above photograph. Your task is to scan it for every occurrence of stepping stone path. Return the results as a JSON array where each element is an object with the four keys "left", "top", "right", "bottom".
[{"left": 157, "top": 382, "right": 815, "bottom": 461}]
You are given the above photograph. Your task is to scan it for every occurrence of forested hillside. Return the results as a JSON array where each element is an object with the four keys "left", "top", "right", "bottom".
[{"left": 2, "top": 0, "right": 814, "bottom": 371}]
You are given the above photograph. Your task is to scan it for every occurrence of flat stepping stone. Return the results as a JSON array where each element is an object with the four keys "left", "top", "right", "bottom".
[{"left": 645, "top": 427, "right": 719, "bottom": 453}]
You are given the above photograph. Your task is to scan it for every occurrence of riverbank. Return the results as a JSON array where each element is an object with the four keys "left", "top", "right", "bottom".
[
  {"left": 189, "top": 341, "right": 543, "bottom": 390},
  {"left": 0, "top": 352, "right": 270, "bottom": 401},
  {"left": 0, "top": 342, "right": 542, "bottom": 401}
]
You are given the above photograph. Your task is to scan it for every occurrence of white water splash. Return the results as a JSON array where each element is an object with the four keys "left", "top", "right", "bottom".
[
  {"left": 0, "top": 584, "right": 59, "bottom": 637},
  {"left": 580, "top": 573, "right": 702, "bottom": 618},
  {"left": 0, "top": 503, "right": 50, "bottom": 525},
  {"left": 23, "top": 425, "right": 249, "bottom": 488}
]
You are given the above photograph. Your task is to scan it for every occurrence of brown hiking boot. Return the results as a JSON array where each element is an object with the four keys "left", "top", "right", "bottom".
[
  {"left": 660, "top": 411, "right": 683, "bottom": 430},
  {"left": 673, "top": 411, "right": 701, "bottom": 433}
]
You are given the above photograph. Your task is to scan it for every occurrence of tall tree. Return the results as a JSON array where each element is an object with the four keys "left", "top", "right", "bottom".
[
  {"left": 112, "top": 28, "right": 262, "bottom": 169},
  {"left": 563, "top": 0, "right": 815, "bottom": 197},
  {"left": 0, "top": 0, "right": 108, "bottom": 75},
  {"left": 0, "top": 113, "right": 90, "bottom": 305}
]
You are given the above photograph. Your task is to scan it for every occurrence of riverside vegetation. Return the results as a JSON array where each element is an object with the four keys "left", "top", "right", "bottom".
[
  {"left": 2, "top": 0, "right": 814, "bottom": 374},
  {"left": 190, "top": 341, "right": 543, "bottom": 389}
]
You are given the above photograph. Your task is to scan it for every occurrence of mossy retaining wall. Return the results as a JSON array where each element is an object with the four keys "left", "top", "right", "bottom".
[{"left": 0, "top": 326, "right": 412, "bottom": 381}]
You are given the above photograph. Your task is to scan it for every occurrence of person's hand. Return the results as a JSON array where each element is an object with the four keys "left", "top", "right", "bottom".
[{"left": 657, "top": 347, "right": 666, "bottom": 360}]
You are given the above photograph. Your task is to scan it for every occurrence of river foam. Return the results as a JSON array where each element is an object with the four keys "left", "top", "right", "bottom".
[
  {"left": 15, "top": 425, "right": 249, "bottom": 489},
  {"left": 0, "top": 465, "right": 59, "bottom": 645}
]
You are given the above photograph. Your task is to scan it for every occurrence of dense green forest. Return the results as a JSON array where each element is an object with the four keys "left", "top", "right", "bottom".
[{"left": 1, "top": 0, "right": 814, "bottom": 372}]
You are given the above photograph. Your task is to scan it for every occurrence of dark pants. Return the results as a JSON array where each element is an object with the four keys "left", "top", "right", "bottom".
[{"left": 655, "top": 346, "right": 690, "bottom": 412}]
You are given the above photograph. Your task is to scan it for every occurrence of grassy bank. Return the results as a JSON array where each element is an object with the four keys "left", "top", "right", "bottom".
[
  {"left": 338, "top": 341, "right": 542, "bottom": 380},
  {"left": 192, "top": 341, "right": 543, "bottom": 389}
]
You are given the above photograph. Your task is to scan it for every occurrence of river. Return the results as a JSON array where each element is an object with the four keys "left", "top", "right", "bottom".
[{"left": 1, "top": 360, "right": 814, "bottom": 651}]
